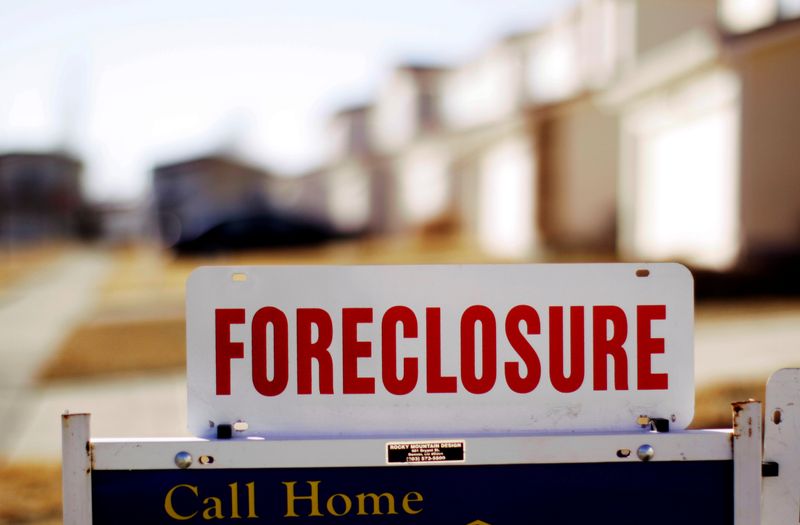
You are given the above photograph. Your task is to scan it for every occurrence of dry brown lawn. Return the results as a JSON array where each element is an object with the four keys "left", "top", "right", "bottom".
[
  {"left": 38, "top": 315, "right": 185, "bottom": 381},
  {"left": 0, "top": 463, "right": 62, "bottom": 525},
  {"left": 0, "top": 244, "right": 65, "bottom": 292},
  {"left": 692, "top": 379, "right": 767, "bottom": 429},
  {"left": 37, "top": 236, "right": 498, "bottom": 382}
]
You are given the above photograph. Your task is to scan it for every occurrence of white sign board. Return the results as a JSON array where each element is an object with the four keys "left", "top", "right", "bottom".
[{"left": 186, "top": 264, "right": 693, "bottom": 438}]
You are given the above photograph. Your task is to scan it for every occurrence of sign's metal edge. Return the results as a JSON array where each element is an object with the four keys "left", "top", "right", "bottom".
[{"left": 91, "top": 430, "right": 732, "bottom": 470}]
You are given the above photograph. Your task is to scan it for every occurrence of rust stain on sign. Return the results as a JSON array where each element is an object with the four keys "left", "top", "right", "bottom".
[
  {"left": 62, "top": 412, "right": 93, "bottom": 473},
  {"left": 87, "top": 441, "right": 95, "bottom": 472},
  {"left": 731, "top": 399, "right": 758, "bottom": 443}
]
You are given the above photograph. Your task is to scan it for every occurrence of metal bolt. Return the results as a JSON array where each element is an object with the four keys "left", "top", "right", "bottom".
[
  {"left": 637, "top": 444, "right": 655, "bottom": 461},
  {"left": 175, "top": 451, "right": 193, "bottom": 469}
]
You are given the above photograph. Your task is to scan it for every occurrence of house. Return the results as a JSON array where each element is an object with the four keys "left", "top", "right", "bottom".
[
  {"left": 0, "top": 151, "right": 85, "bottom": 243},
  {"left": 320, "top": 66, "right": 453, "bottom": 237},
  {"left": 606, "top": 0, "right": 800, "bottom": 270},
  {"left": 367, "top": 65, "right": 454, "bottom": 237},
  {"left": 152, "top": 154, "right": 333, "bottom": 252},
  {"left": 318, "top": 0, "right": 800, "bottom": 270},
  {"left": 347, "top": 0, "right": 719, "bottom": 259},
  {"left": 322, "top": 105, "right": 381, "bottom": 235},
  {"left": 434, "top": 0, "right": 633, "bottom": 258}
]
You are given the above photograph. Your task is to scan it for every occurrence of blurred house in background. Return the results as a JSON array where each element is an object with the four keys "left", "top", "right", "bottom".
[
  {"left": 17, "top": 0, "right": 793, "bottom": 275},
  {"left": 153, "top": 155, "right": 269, "bottom": 247},
  {"left": 318, "top": 0, "right": 720, "bottom": 260},
  {"left": 91, "top": 201, "right": 152, "bottom": 246},
  {"left": 439, "top": 32, "right": 541, "bottom": 258},
  {"left": 0, "top": 151, "right": 90, "bottom": 244},
  {"left": 370, "top": 64, "right": 454, "bottom": 237},
  {"left": 439, "top": 0, "right": 631, "bottom": 258},
  {"left": 312, "top": 0, "right": 800, "bottom": 271},
  {"left": 152, "top": 154, "right": 333, "bottom": 253},
  {"left": 449, "top": 0, "right": 720, "bottom": 260},
  {"left": 317, "top": 65, "right": 454, "bottom": 238},
  {"left": 321, "top": 104, "right": 380, "bottom": 235},
  {"left": 608, "top": 0, "right": 800, "bottom": 270}
]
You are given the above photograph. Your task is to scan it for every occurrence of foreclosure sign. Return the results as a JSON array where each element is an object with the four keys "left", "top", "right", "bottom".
[{"left": 186, "top": 264, "right": 693, "bottom": 438}]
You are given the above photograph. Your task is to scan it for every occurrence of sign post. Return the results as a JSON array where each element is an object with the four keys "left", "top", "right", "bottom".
[{"left": 762, "top": 368, "right": 800, "bottom": 523}]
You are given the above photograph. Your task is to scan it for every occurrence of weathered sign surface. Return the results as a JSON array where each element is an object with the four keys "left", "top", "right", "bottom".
[{"left": 186, "top": 264, "right": 694, "bottom": 438}]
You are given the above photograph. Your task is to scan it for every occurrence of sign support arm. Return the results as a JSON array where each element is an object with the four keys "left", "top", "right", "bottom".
[
  {"left": 733, "top": 400, "right": 762, "bottom": 525},
  {"left": 62, "top": 412, "right": 92, "bottom": 525}
]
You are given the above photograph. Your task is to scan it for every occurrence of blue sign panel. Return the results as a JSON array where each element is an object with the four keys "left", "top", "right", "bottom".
[{"left": 92, "top": 461, "right": 732, "bottom": 524}]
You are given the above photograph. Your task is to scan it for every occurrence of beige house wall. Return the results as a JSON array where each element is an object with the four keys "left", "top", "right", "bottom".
[
  {"left": 476, "top": 133, "right": 538, "bottom": 258},
  {"left": 736, "top": 29, "right": 800, "bottom": 257},
  {"left": 631, "top": 0, "right": 717, "bottom": 60},
  {"left": 394, "top": 142, "right": 453, "bottom": 229},
  {"left": 446, "top": 118, "right": 538, "bottom": 258},
  {"left": 538, "top": 98, "right": 618, "bottom": 250},
  {"left": 325, "top": 160, "right": 371, "bottom": 234},
  {"left": 613, "top": 63, "right": 742, "bottom": 269}
]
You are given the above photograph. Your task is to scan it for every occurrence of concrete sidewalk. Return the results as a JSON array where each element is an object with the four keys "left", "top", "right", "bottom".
[
  {"left": 0, "top": 249, "right": 112, "bottom": 459},
  {"left": 7, "top": 371, "right": 189, "bottom": 461}
]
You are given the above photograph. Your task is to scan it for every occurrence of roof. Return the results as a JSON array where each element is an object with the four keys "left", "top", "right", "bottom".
[
  {"left": 152, "top": 153, "right": 271, "bottom": 177},
  {"left": 396, "top": 61, "right": 451, "bottom": 74},
  {"left": 0, "top": 151, "right": 81, "bottom": 166},
  {"left": 720, "top": 14, "right": 800, "bottom": 53},
  {"left": 332, "top": 103, "right": 372, "bottom": 118}
]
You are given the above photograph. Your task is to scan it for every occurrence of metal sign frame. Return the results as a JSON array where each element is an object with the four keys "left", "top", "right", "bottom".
[
  {"left": 63, "top": 399, "right": 764, "bottom": 525},
  {"left": 762, "top": 368, "right": 800, "bottom": 523}
]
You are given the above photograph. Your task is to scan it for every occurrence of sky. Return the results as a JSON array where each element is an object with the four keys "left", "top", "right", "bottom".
[{"left": 0, "top": 0, "right": 575, "bottom": 203}]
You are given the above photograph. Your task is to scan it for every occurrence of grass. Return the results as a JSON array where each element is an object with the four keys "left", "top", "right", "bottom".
[
  {"left": 36, "top": 236, "right": 497, "bottom": 383},
  {"left": 38, "top": 316, "right": 185, "bottom": 381},
  {"left": 0, "top": 463, "right": 62, "bottom": 525},
  {"left": 692, "top": 379, "right": 766, "bottom": 429},
  {"left": 0, "top": 244, "right": 65, "bottom": 292}
]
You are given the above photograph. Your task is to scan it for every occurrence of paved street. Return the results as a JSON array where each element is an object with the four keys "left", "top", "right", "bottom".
[{"left": 0, "top": 249, "right": 112, "bottom": 460}]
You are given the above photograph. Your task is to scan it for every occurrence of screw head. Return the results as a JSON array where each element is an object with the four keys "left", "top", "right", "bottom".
[
  {"left": 174, "top": 451, "right": 193, "bottom": 469},
  {"left": 637, "top": 444, "right": 655, "bottom": 461}
]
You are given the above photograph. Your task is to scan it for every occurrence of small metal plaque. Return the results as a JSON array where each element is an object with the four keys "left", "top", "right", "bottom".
[{"left": 387, "top": 440, "right": 465, "bottom": 464}]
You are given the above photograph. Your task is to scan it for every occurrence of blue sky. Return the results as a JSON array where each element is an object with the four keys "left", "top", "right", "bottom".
[{"left": 0, "top": 0, "right": 575, "bottom": 202}]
